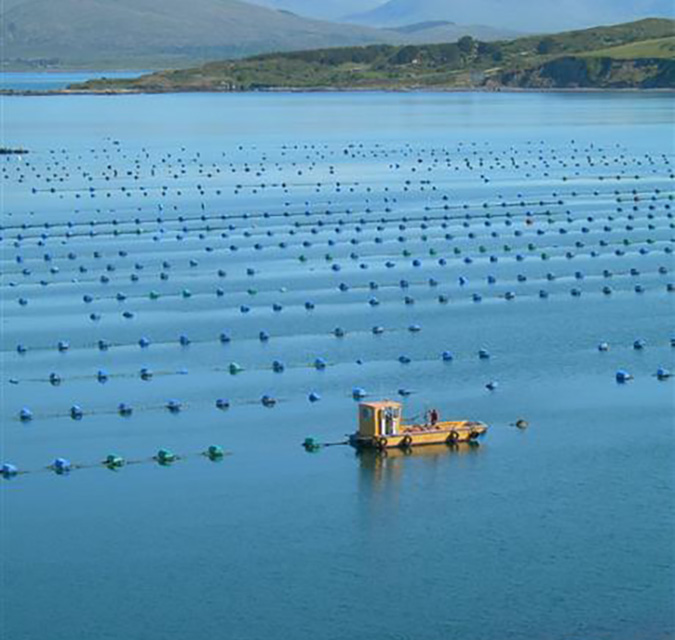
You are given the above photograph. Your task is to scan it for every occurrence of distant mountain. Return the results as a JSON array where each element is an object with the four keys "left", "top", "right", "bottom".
[
  {"left": 245, "top": 0, "right": 385, "bottom": 21},
  {"left": 0, "top": 0, "right": 400, "bottom": 70},
  {"left": 347, "top": 0, "right": 675, "bottom": 33}
]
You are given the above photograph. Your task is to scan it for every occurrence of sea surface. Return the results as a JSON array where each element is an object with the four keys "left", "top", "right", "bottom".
[
  {"left": 1, "top": 91, "right": 674, "bottom": 640},
  {"left": 0, "top": 71, "right": 149, "bottom": 91}
]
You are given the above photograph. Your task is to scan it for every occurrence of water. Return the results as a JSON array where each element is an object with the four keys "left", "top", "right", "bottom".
[
  {"left": 0, "top": 71, "right": 150, "bottom": 92},
  {"left": 1, "top": 91, "right": 674, "bottom": 640}
]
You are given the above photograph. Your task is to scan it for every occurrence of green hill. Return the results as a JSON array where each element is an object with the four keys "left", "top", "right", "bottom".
[{"left": 65, "top": 18, "right": 675, "bottom": 91}]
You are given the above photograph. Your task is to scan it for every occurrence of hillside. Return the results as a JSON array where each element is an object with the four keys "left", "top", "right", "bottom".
[
  {"left": 0, "top": 0, "right": 401, "bottom": 70},
  {"left": 0, "top": 0, "right": 518, "bottom": 70},
  {"left": 347, "top": 0, "right": 675, "bottom": 33},
  {"left": 64, "top": 18, "right": 675, "bottom": 92}
]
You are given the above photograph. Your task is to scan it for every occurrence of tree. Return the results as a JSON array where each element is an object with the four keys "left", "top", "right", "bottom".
[
  {"left": 457, "top": 36, "right": 475, "bottom": 55},
  {"left": 537, "top": 37, "right": 557, "bottom": 55}
]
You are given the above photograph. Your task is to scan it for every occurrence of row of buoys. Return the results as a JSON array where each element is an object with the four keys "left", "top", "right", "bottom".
[
  {"left": 12, "top": 329, "right": 675, "bottom": 364},
  {"left": 5, "top": 208, "right": 671, "bottom": 254},
  {"left": 7, "top": 335, "right": 669, "bottom": 385},
  {"left": 16, "top": 363, "right": 674, "bottom": 421},
  {"left": 0, "top": 445, "right": 228, "bottom": 479},
  {"left": 11, "top": 277, "right": 675, "bottom": 325},
  {"left": 7, "top": 248, "right": 672, "bottom": 300},
  {"left": 5, "top": 218, "right": 670, "bottom": 259}
]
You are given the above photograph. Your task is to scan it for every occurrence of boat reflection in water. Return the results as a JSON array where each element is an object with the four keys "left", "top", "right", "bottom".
[{"left": 356, "top": 441, "right": 485, "bottom": 497}]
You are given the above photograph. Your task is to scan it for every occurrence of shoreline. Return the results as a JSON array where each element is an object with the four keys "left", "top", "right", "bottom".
[{"left": 2, "top": 86, "right": 674, "bottom": 97}]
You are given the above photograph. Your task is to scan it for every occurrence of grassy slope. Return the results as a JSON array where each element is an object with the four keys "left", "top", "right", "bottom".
[
  {"left": 584, "top": 36, "right": 675, "bottom": 59},
  {"left": 69, "top": 18, "right": 675, "bottom": 91}
]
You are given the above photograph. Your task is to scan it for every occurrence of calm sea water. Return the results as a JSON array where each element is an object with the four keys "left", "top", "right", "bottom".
[
  {"left": 1, "top": 91, "right": 673, "bottom": 640},
  {"left": 0, "top": 71, "right": 149, "bottom": 91}
]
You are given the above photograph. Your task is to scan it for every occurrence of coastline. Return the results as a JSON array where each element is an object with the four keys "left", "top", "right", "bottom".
[{"left": 2, "top": 86, "right": 674, "bottom": 97}]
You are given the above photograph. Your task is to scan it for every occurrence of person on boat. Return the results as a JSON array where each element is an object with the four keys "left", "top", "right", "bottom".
[{"left": 429, "top": 408, "right": 439, "bottom": 425}]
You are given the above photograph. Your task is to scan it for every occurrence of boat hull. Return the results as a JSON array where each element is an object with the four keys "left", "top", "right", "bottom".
[{"left": 350, "top": 421, "right": 488, "bottom": 450}]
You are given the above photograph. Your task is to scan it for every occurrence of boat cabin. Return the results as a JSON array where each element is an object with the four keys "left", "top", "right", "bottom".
[{"left": 358, "top": 401, "right": 403, "bottom": 438}]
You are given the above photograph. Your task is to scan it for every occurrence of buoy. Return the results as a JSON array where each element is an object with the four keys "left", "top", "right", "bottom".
[
  {"left": 103, "top": 454, "right": 125, "bottom": 469},
  {"left": 352, "top": 387, "right": 367, "bottom": 400},
  {"left": 633, "top": 339, "right": 646, "bottom": 350},
  {"left": 156, "top": 449, "right": 177, "bottom": 464},
  {"left": 333, "top": 327, "right": 345, "bottom": 338},
  {"left": 314, "top": 357, "right": 327, "bottom": 370},
  {"left": 1, "top": 463, "right": 18, "bottom": 479},
  {"left": 206, "top": 445, "right": 224, "bottom": 460},
  {"left": 166, "top": 399, "right": 182, "bottom": 413},
  {"left": 656, "top": 367, "right": 671, "bottom": 380},
  {"left": 267, "top": 359, "right": 284, "bottom": 374},
  {"left": 261, "top": 395, "right": 276, "bottom": 407},
  {"left": 302, "top": 437, "right": 321, "bottom": 452},
  {"left": 215, "top": 398, "right": 230, "bottom": 410},
  {"left": 515, "top": 419, "right": 529, "bottom": 429},
  {"left": 308, "top": 391, "right": 321, "bottom": 402},
  {"left": 70, "top": 405, "right": 83, "bottom": 420},
  {"left": 441, "top": 351, "right": 454, "bottom": 362},
  {"left": 118, "top": 403, "right": 133, "bottom": 417},
  {"left": 486, "top": 381, "right": 498, "bottom": 391},
  {"left": 616, "top": 370, "right": 633, "bottom": 383},
  {"left": 52, "top": 457, "right": 72, "bottom": 474},
  {"left": 478, "top": 349, "right": 491, "bottom": 360},
  {"left": 228, "top": 362, "right": 243, "bottom": 375},
  {"left": 598, "top": 342, "right": 610, "bottom": 352}
]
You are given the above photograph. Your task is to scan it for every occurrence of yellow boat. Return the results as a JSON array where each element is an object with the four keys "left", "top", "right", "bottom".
[{"left": 349, "top": 400, "right": 488, "bottom": 450}]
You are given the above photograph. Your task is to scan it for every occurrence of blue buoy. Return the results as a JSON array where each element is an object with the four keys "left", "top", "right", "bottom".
[
  {"left": 1, "top": 463, "right": 18, "bottom": 479},
  {"left": 261, "top": 395, "right": 276, "bottom": 407},
  {"left": 97, "top": 370, "right": 109, "bottom": 383},
  {"left": 308, "top": 391, "right": 321, "bottom": 403},
  {"left": 70, "top": 405, "right": 84, "bottom": 420},
  {"left": 352, "top": 387, "right": 367, "bottom": 400},
  {"left": 478, "top": 349, "right": 491, "bottom": 360},
  {"left": 166, "top": 399, "right": 182, "bottom": 413},
  {"left": 486, "top": 381, "right": 498, "bottom": 391},
  {"left": 398, "top": 355, "right": 411, "bottom": 364},
  {"left": 179, "top": 334, "right": 190, "bottom": 346},
  {"left": 52, "top": 458, "right": 71, "bottom": 474},
  {"left": 314, "top": 357, "right": 327, "bottom": 370},
  {"left": 118, "top": 403, "right": 133, "bottom": 417},
  {"left": 598, "top": 342, "right": 610, "bottom": 352},
  {"left": 19, "top": 407, "right": 33, "bottom": 422},
  {"left": 656, "top": 367, "right": 671, "bottom": 380},
  {"left": 272, "top": 360, "right": 285, "bottom": 373},
  {"left": 616, "top": 370, "right": 633, "bottom": 383},
  {"left": 441, "top": 351, "right": 454, "bottom": 362},
  {"left": 215, "top": 398, "right": 230, "bottom": 410},
  {"left": 633, "top": 339, "right": 646, "bottom": 350}
]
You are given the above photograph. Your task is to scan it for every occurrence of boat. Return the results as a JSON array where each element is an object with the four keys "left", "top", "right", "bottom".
[{"left": 349, "top": 401, "right": 487, "bottom": 450}]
